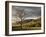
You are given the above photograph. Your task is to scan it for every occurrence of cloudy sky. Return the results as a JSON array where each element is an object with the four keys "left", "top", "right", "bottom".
[{"left": 12, "top": 6, "right": 41, "bottom": 19}]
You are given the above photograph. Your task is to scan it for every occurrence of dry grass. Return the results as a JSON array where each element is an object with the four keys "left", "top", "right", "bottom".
[{"left": 12, "top": 17, "right": 41, "bottom": 31}]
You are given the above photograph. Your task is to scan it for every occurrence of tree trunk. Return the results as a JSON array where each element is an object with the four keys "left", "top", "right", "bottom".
[{"left": 21, "top": 18, "right": 22, "bottom": 29}]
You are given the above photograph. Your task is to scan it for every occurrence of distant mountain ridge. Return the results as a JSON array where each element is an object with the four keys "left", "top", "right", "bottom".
[{"left": 17, "top": 17, "right": 41, "bottom": 24}]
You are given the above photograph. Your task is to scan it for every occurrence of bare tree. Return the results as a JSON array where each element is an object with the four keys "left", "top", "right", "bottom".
[{"left": 16, "top": 9, "right": 25, "bottom": 29}]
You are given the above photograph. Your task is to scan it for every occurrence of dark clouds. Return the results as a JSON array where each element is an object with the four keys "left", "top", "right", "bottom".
[{"left": 12, "top": 6, "right": 41, "bottom": 18}]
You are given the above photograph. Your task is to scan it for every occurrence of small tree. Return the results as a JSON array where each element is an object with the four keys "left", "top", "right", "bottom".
[{"left": 16, "top": 9, "right": 25, "bottom": 29}]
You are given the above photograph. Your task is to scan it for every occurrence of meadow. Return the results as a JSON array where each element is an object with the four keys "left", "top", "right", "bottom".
[{"left": 12, "top": 17, "right": 41, "bottom": 31}]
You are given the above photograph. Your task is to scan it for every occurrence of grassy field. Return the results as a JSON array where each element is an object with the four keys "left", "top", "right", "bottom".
[{"left": 12, "top": 17, "right": 41, "bottom": 31}]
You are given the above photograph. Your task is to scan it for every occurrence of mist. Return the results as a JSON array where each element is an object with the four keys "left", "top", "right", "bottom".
[{"left": 12, "top": 6, "right": 41, "bottom": 19}]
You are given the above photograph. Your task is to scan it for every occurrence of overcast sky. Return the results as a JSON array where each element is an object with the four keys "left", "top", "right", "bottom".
[{"left": 12, "top": 6, "right": 41, "bottom": 19}]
